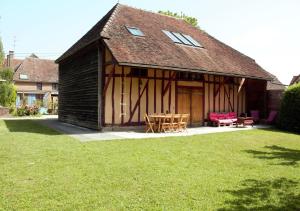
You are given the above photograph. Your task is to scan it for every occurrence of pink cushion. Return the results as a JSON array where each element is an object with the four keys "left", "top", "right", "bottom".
[{"left": 218, "top": 119, "right": 233, "bottom": 124}]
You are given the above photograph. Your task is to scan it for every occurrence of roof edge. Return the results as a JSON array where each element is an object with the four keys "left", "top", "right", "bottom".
[
  {"left": 118, "top": 62, "right": 272, "bottom": 81},
  {"left": 55, "top": 4, "right": 119, "bottom": 63}
]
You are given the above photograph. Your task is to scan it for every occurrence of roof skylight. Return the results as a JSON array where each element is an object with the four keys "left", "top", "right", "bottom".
[
  {"left": 182, "top": 34, "right": 202, "bottom": 47},
  {"left": 172, "top": 32, "right": 193, "bottom": 46},
  {"left": 163, "top": 30, "right": 203, "bottom": 48},
  {"left": 162, "top": 30, "right": 182, "bottom": 43},
  {"left": 126, "top": 26, "right": 144, "bottom": 36}
]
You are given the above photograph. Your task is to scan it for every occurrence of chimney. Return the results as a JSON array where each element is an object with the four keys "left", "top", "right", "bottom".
[{"left": 6, "top": 50, "right": 14, "bottom": 67}]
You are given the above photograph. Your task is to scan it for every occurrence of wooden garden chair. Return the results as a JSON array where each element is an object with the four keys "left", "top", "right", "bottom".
[
  {"left": 161, "top": 115, "right": 172, "bottom": 133},
  {"left": 171, "top": 114, "right": 181, "bottom": 132},
  {"left": 144, "top": 114, "right": 155, "bottom": 133},
  {"left": 178, "top": 114, "right": 190, "bottom": 132}
]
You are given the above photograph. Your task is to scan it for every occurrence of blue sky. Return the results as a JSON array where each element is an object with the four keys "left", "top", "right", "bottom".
[{"left": 1, "top": 0, "right": 299, "bottom": 84}]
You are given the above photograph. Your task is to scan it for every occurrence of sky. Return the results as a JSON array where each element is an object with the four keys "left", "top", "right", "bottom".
[{"left": 1, "top": 0, "right": 299, "bottom": 84}]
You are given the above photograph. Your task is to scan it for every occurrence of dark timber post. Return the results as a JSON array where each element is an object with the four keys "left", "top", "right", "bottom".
[{"left": 97, "top": 42, "right": 104, "bottom": 130}]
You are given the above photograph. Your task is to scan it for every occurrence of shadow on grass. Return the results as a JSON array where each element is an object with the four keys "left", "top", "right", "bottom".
[
  {"left": 245, "top": 145, "right": 300, "bottom": 166},
  {"left": 219, "top": 178, "right": 300, "bottom": 210},
  {"left": 4, "top": 120, "right": 59, "bottom": 135},
  {"left": 258, "top": 127, "right": 300, "bottom": 136}
]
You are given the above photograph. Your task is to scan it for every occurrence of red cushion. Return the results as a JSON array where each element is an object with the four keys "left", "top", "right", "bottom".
[{"left": 229, "top": 112, "right": 237, "bottom": 118}]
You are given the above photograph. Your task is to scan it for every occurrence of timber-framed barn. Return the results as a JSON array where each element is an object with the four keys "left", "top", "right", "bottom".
[{"left": 56, "top": 4, "right": 272, "bottom": 130}]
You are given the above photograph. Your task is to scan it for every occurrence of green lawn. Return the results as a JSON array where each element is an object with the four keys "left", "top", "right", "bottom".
[{"left": 1, "top": 120, "right": 300, "bottom": 210}]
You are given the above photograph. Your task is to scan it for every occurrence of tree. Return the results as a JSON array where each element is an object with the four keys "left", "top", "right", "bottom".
[
  {"left": 0, "top": 37, "right": 4, "bottom": 67},
  {"left": 158, "top": 10, "right": 199, "bottom": 28}
]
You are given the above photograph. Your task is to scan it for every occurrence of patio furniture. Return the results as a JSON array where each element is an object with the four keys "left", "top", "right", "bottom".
[
  {"left": 144, "top": 114, "right": 156, "bottom": 133},
  {"left": 236, "top": 117, "right": 254, "bottom": 127},
  {"left": 147, "top": 113, "right": 189, "bottom": 133},
  {"left": 178, "top": 114, "right": 190, "bottom": 131},
  {"left": 161, "top": 115, "right": 172, "bottom": 132},
  {"left": 250, "top": 110, "right": 260, "bottom": 123},
  {"left": 262, "top": 110, "right": 278, "bottom": 124},
  {"left": 171, "top": 114, "right": 181, "bottom": 132},
  {"left": 209, "top": 112, "right": 237, "bottom": 127}
]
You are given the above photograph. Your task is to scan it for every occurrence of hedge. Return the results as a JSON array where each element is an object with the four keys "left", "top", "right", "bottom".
[{"left": 278, "top": 82, "right": 300, "bottom": 133}]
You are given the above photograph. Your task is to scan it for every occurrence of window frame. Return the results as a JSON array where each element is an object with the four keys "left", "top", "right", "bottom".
[
  {"left": 52, "top": 83, "right": 58, "bottom": 91},
  {"left": 126, "top": 26, "right": 145, "bottom": 37},
  {"left": 129, "top": 68, "right": 148, "bottom": 78},
  {"left": 36, "top": 82, "right": 43, "bottom": 91}
]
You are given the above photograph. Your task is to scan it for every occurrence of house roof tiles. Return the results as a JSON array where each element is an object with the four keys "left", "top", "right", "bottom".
[{"left": 57, "top": 4, "right": 272, "bottom": 80}]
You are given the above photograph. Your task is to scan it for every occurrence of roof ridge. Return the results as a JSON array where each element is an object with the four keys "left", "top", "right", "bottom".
[
  {"left": 117, "top": 3, "right": 186, "bottom": 22},
  {"left": 25, "top": 57, "right": 55, "bottom": 62}
]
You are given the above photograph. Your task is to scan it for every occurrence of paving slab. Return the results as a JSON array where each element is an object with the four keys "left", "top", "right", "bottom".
[{"left": 31, "top": 117, "right": 272, "bottom": 142}]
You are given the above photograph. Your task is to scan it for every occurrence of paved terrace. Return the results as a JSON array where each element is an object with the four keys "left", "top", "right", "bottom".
[{"left": 1, "top": 115, "right": 272, "bottom": 142}]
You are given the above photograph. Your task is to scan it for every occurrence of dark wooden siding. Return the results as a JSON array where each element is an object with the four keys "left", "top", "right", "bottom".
[
  {"left": 267, "top": 90, "right": 284, "bottom": 112},
  {"left": 58, "top": 44, "right": 100, "bottom": 130},
  {"left": 246, "top": 79, "right": 267, "bottom": 117}
]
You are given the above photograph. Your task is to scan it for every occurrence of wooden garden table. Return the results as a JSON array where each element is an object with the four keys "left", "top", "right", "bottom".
[
  {"left": 148, "top": 114, "right": 182, "bottom": 132},
  {"left": 236, "top": 117, "right": 254, "bottom": 127}
]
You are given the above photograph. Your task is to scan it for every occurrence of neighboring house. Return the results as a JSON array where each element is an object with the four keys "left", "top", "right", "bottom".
[
  {"left": 56, "top": 4, "right": 272, "bottom": 130},
  {"left": 290, "top": 74, "right": 300, "bottom": 85},
  {"left": 5, "top": 51, "right": 58, "bottom": 109},
  {"left": 266, "top": 74, "right": 286, "bottom": 113}
]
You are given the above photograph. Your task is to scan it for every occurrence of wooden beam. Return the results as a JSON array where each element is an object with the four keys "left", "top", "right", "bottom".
[
  {"left": 202, "top": 80, "right": 205, "bottom": 125},
  {"left": 121, "top": 66, "right": 124, "bottom": 125},
  {"left": 111, "top": 64, "right": 115, "bottom": 126},
  {"left": 213, "top": 75, "right": 216, "bottom": 112},
  {"left": 146, "top": 74, "right": 149, "bottom": 115},
  {"left": 168, "top": 71, "right": 172, "bottom": 112},
  {"left": 97, "top": 42, "right": 105, "bottom": 129},
  {"left": 129, "top": 76, "right": 132, "bottom": 116},
  {"left": 162, "top": 72, "right": 176, "bottom": 97},
  {"left": 224, "top": 85, "right": 234, "bottom": 111},
  {"left": 161, "top": 71, "right": 164, "bottom": 113},
  {"left": 154, "top": 69, "right": 157, "bottom": 113},
  {"left": 103, "top": 67, "right": 115, "bottom": 96},
  {"left": 175, "top": 79, "right": 178, "bottom": 113},
  {"left": 127, "top": 79, "right": 150, "bottom": 123},
  {"left": 138, "top": 72, "right": 141, "bottom": 124}
]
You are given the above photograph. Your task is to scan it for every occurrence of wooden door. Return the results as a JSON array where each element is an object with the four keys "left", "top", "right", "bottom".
[
  {"left": 191, "top": 90, "right": 203, "bottom": 124},
  {"left": 177, "top": 87, "right": 203, "bottom": 125}
]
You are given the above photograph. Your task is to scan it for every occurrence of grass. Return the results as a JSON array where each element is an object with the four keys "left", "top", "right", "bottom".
[{"left": 1, "top": 120, "right": 300, "bottom": 210}]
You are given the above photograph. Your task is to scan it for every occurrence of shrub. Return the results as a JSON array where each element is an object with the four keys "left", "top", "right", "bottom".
[
  {"left": 278, "top": 83, "right": 300, "bottom": 133},
  {"left": 0, "top": 68, "right": 14, "bottom": 82},
  {"left": 0, "top": 82, "right": 17, "bottom": 107},
  {"left": 15, "top": 105, "right": 40, "bottom": 117}
]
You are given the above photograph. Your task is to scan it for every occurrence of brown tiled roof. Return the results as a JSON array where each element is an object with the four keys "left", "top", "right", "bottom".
[
  {"left": 57, "top": 4, "right": 272, "bottom": 80},
  {"left": 13, "top": 57, "right": 58, "bottom": 83},
  {"left": 267, "top": 73, "right": 286, "bottom": 90},
  {"left": 290, "top": 75, "right": 300, "bottom": 85},
  {"left": 4, "top": 58, "right": 23, "bottom": 70}
]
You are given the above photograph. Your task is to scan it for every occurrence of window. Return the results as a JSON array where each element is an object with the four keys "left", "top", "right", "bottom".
[
  {"left": 182, "top": 34, "right": 202, "bottom": 47},
  {"left": 162, "top": 30, "right": 182, "bottom": 43},
  {"left": 162, "top": 30, "right": 203, "bottom": 47},
  {"left": 52, "top": 83, "right": 58, "bottom": 91},
  {"left": 126, "top": 26, "right": 144, "bottom": 36},
  {"left": 19, "top": 74, "right": 28, "bottom": 80},
  {"left": 172, "top": 32, "right": 193, "bottom": 46},
  {"left": 176, "top": 72, "right": 203, "bottom": 81},
  {"left": 129, "top": 68, "right": 148, "bottom": 77},
  {"left": 36, "top": 83, "right": 42, "bottom": 90}
]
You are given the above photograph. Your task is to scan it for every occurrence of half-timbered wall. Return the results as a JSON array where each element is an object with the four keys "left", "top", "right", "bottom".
[
  {"left": 103, "top": 49, "right": 247, "bottom": 126},
  {"left": 59, "top": 44, "right": 99, "bottom": 129}
]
